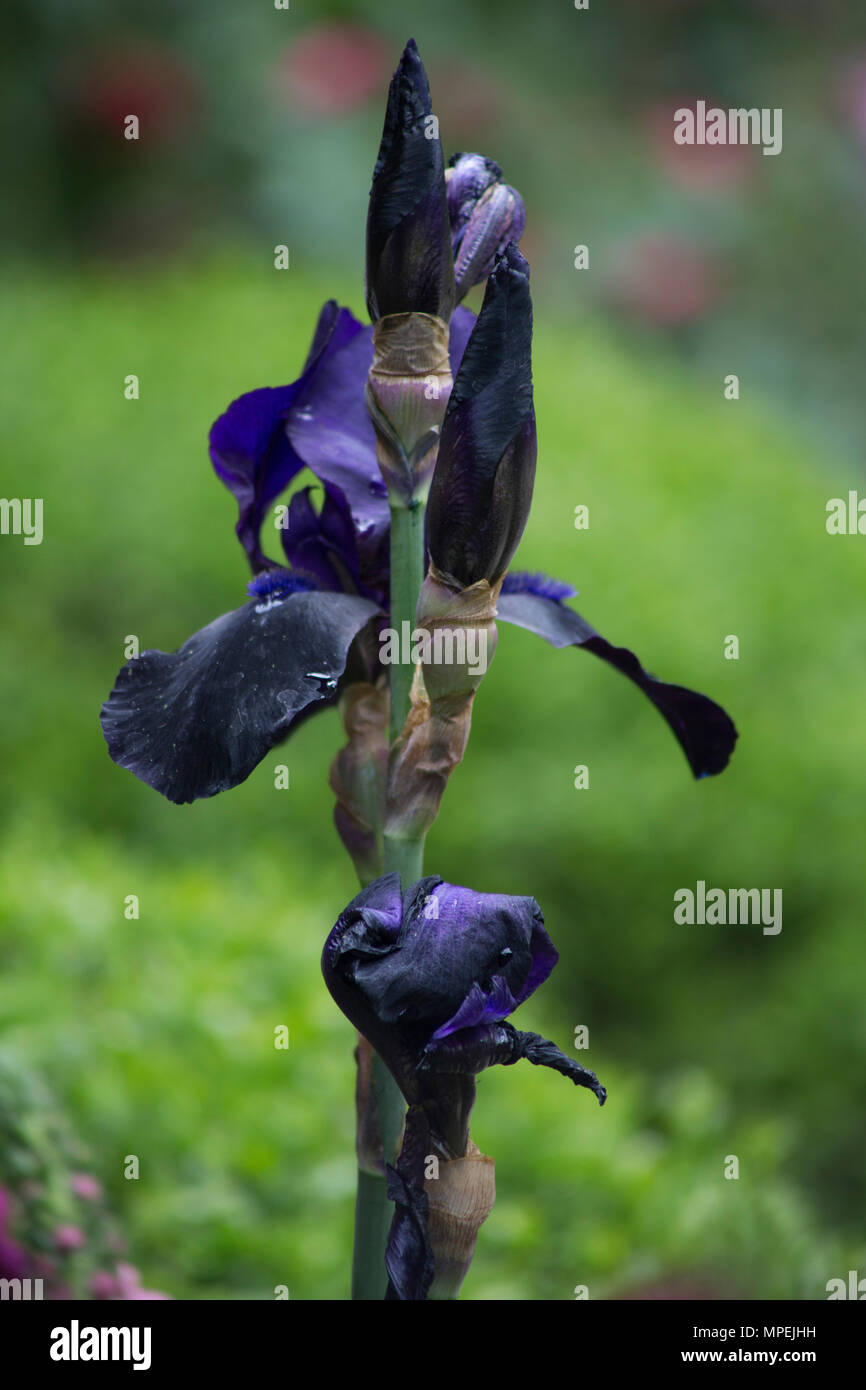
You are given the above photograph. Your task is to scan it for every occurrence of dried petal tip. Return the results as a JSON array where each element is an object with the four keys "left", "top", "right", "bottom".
[
  {"left": 447, "top": 152, "right": 526, "bottom": 299},
  {"left": 365, "top": 40, "right": 455, "bottom": 322}
]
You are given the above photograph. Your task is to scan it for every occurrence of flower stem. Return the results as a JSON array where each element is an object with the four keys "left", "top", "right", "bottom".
[
  {"left": 351, "top": 496, "right": 426, "bottom": 1300},
  {"left": 386, "top": 497, "right": 426, "bottom": 744}
]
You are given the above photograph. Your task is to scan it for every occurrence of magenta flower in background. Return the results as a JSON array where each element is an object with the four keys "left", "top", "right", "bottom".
[
  {"left": 54, "top": 1223, "right": 87, "bottom": 1252},
  {"left": 70, "top": 1173, "right": 103, "bottom": 1202}
]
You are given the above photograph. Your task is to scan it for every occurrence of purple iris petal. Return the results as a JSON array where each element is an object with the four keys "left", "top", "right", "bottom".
[
  {"left": 285, "top": 309, "right": 388, "bottom": 558},
  {"left": 430, "top": 975, "right": 519, "bottom": 1041},
  {"left": 447, "top": 155, "right": 527, "bottom": 300},
  {"left": 211, "top": 296, "right": 477, "bottom": 596},
  {"left": 446, "top": 153, "right": 502, "bottom": 240},
  {"left": 286, "top": 304, "right": 476, "bottom": 588},
  {"left": 497, "top": 577, "right": 738, "bottom": 778},
  {"left": 501, "top": 570, "right": 576, "bottom": 602},
  {"left": 447, "top": 304, "right": 476, "bottom": 375},
  {"left": 279, "top": 484, "right": 364, "bottom": 596},
  {"left": 210, "top": 301, "right": 381, "bottom": 575},
  {"left": 209, "top": 384, "right": 304, "bottom": 572},
  {"left": 101, "top": 590, "right": 380, "bottom": 803}
]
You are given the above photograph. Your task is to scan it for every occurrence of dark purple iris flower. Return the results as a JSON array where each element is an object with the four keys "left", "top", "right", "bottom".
[
  {"left": 101, "top": 266, "right": 735, "bottom": 804},
  {"left": 322, "top": 873, "right": 605, "bottom": 1299}
]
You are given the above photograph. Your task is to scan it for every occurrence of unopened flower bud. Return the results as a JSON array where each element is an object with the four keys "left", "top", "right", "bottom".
[
  {"left": 426, "top": 243, "right": 535, "bottom": 589},
  {"left": 365, "top": 40, "right": 455, "bottom": 323},
  {"left": 446, "top": 152, "right": 526, "bottom": 299}
]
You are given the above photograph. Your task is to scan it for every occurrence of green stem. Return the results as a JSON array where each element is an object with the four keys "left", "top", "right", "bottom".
[
  {"left": 386, "top": 498, "right": 426, "bottom": 744},
  {"left": 351, "top": 497, "right": 427, "bottom": 1300}
]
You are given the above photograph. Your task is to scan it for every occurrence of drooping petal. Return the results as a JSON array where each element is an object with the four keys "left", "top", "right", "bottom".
[
  {"left": 210, "top": 300, "right": 370, "bottom": 573},
  {"left": 419, "top": 1020, "right": 607, "bottom": 1105},
  {"left": 384, "top": 1161, "right": 434, "bottom": 1302},
  {"left": 101, "top": 590, "right": 379, "bottom": 804},
  {"left": 429, "top": 975, "right": 518, "bottom": 1042},
  {"left": 498, "top": 575, "right": 738, "bottom": 778},
  {"left": 498, "top": 1024, "right": 607, "bottom": 1104},
  {"left": 209, "top": 383, "right": 304, "bottom": 572},
  {"left": 284, "top": 309, "right": 388, "bottom": 559}
]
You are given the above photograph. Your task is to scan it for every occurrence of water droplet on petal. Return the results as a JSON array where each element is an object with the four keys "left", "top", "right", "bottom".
[{"left": 306, "top": 671, "right": 338, "bottom": 694}]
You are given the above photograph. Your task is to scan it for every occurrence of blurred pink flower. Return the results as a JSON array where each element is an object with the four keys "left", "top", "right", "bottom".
[
  {"left": 277, "top": 24, "right": 391, "bottom": 116},
  {"left": 645, "top": 100, "right": 754, "bottom": 192},
  {"left": 116, "top": 1262, "right": 170, "bottom": 1300},
  {"left": 54, "top": 1223, "right": 86, "bottom": 1251},
  {"left": 838, "top": 55, "right": 866, "bottom": 148},
  {"left": 605, "top": 233, "right": 722, "bottom": 327},
  {"left": 71, "top": 1173, "right": 103, "bottom": 1202},
  {"left": 91, "top": 1262, "right": 170, "bottom": 1300},
  {"left": 91, "top": 1270, "right": 121, "bottom": 1299}
]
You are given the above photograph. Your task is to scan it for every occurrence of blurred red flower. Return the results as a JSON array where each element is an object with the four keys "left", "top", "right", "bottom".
[
  {"left": 61, "top": 42, "right": 197, "bottom": 141},
  {"left": 277, "top": 24, "right": 391, "bottom": 116},
  {"left": 605, "top": 233, "right": 721, "bottom": 327}
]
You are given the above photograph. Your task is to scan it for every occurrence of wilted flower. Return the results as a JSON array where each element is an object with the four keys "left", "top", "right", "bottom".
[{"left": 322, "top": 873, "right": 605, "bottom": 1298}]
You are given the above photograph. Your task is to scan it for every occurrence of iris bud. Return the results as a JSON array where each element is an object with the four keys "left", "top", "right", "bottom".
[
  {"left": 446, "top": 153, "right": 526, "bottom": 299},
  {"left": 365, "top": 40, "right": 455, "bottom": 323},
  {"left": 424, "top": 242, "right": 535, "bottom": 590}
]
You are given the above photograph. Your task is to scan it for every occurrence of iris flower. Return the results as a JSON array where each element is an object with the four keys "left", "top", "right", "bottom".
[
  {"left": 101, "top": 284, "right": 735, "bottom": 803},
  {"left": 322, "top": 873, "right": 605, "bottom": 1300},
  {"left": 101, "top": 39, "right": 734, "bottom": 803}
]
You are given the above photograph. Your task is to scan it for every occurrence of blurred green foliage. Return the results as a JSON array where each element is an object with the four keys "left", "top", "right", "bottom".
[{"left": 0, "top": 259, "right": 863, "bottom": 1297}]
